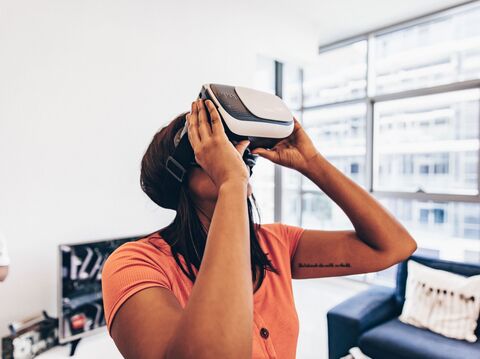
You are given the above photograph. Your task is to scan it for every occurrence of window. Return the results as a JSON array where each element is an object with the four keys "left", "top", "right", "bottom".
[
  {"left": 351, "top": 163, "right": 359, "bottom": 174},
  {"left": 373, "top": 89, "right": 480, "bottom": 194},
  {"left": 373, "top": 4, "right": 480, "bottom": 95},
  {"left": 258, "top": 1, "right": 480, "bottom": 286},
  {"left": 303, "top": 102, "right": 368, "bottom": 189},
  {"left": 281, "top": 63, "right": 303, "bottom": 227},
  {"left": 301, "top": 100, "right": 367, "bottom": 230},
  {"left": 255, "top": 2, "right": 480, "bottom": 287},
  {"left": 303, "top": 40, "right": 367, "bottom": 106},
  {"left": 378, "top": 198, "right": 480, "bottom": 263},
  {"left": 253, "top": 59, "right": 304, "bottom": 227}
]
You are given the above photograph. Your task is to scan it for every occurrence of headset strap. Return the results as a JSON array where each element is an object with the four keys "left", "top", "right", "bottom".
[{"left": 166, "top": 131, "right": 195, "bottom": 183}]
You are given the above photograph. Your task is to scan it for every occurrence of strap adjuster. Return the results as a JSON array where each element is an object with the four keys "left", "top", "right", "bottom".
[{"left": 166, "top": 156, "right": 186, "bottom": 183}]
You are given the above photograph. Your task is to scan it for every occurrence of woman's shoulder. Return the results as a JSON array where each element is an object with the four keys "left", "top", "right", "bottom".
[
  {"left": 103, "top": 232, "right": 172, "bottom": 271},
  {"left": 258, "top": 222, "right": 305, "bottom": 259},
  {"left": 101, "top": 232, "right": 175, "bottom": 334},
  {"left": 258, "top": 222, "right": 304, "bottom": 238}
]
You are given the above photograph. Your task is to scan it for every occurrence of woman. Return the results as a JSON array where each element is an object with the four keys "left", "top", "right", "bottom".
[
  {"left": 101, "top": 98, "right": 417, "bottom": 359},
  {"left": 0, "top": 230, "right": 10, "bottom": 282}
]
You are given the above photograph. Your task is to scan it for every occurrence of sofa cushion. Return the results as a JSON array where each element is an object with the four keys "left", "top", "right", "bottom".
[
  {"left": 399, "top": 260, "right": 480, "bottom": 342},
  {"left": 395, "top": 256, "right": 480, "bottom": 308},
  {"left": 359, "top": 318, "right": 480, "bottom": 359}
]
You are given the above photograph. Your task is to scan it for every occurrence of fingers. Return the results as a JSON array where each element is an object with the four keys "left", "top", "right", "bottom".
[
  {"left": 187, "top": 102, "right": 200, "bottom": 150},
  {"left": 234, "top": 140, "right": 250, "bottom": 155},
  {"left": 205, "top": 100, "right": 225, "bottom": 136},
  {"left": 196, "top": 99, "right": 213, "bottom": 140},
  {"left": 293, "top": 116, "right": 302, "bottom": 132},
  {"left": 251, "top": 147, "right": 279, "bottom": 162}
]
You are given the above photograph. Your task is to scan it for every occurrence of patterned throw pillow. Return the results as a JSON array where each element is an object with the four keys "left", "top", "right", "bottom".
[{"left": 399, "top": 260, "right": 480, "bottom": 342}]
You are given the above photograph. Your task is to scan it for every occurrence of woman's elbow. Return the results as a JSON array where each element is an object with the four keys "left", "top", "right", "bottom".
[
  {"left": 408, "top": 235, "right": 418, "bottom": 257},
  {"left": 378, "top": 234, "right": 417, "bottom": 269},
  {"left": 404, "top": 234, "right": 418, "bottom": 257},
  {"left": 391, "top": 234, "right": 417, "bottom": 264}
]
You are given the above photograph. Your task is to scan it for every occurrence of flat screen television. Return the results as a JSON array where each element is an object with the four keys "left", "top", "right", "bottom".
[{"left": 57, "top": 235, "right": 141, "bottom": 345}]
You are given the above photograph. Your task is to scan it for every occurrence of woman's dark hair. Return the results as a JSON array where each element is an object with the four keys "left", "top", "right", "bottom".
[{"left": 140, "top": 112, "right": 279, "bottom": 293}]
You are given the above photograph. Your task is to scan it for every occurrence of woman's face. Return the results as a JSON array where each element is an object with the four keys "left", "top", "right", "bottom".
[{"left": 187, "top": 166, "right": 253, "bottom": 203}]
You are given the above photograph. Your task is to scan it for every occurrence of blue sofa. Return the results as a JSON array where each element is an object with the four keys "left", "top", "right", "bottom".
[{"left": 327, "top": 255, "right": 480, "bottom": 359}]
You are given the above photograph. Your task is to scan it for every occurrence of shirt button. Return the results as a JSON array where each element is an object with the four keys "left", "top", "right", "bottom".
[{"left": 260, "top": 327, "right": 269, "bottom": 339}]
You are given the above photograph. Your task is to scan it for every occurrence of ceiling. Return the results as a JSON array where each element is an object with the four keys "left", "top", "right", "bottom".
[{"left": 276, "top": 0, "right": 474, "bottom": 47}]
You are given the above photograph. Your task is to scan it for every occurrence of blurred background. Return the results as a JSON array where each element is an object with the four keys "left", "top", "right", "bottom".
[{"left": 0, "top": 0, "right": 479, "bottom": 358}]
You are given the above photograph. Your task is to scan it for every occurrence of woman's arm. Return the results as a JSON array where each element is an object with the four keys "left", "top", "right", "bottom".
[
  {"left": 166, "top": 180, "right": 253, "bottom": 358},
  {"left": 291, "top": 152, "right": 417, "bottom": 279},
  {"left": 111, "top": 99, "right": 254, "bottom": 358},
  {"left": 251, "top": 117, "right": 417, "bottom": 279},
  {"left": 110, "top": 181, "right": 252, "bottom": 359},
  {"left": 167, "top": 99, "right": 253, "bottom": 357}
]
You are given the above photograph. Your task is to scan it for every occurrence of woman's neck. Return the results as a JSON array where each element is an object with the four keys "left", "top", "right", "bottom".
[
  {"left": 195, "top": 202, "right": 214, "bottom": 233},
  {"left": 194, "top": 194, "right": 252, "bottom": 233}
]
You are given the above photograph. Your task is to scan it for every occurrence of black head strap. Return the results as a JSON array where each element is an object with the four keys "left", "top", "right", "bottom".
[
  {"left": 160, "top": 123, "right": 258, "bottom": 210},
  {"left": 165, "top": 131, "right": 195, "bottom": 183}
]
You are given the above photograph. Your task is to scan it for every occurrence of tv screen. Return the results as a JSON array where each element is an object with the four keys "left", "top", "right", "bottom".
[{"left": 58, "top": 235, "right": 141, "bottom": 343}]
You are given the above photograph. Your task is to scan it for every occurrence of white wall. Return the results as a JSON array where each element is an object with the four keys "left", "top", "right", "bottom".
[{"left": 0, "top": 0, "right": 318, "bottom": 339}]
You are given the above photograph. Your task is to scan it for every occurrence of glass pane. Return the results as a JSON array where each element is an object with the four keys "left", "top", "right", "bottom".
[
  {"left": 303, "top": 102, "right": 367, "bottom": 187},
  {"left": 374, "top": 89, "right": 480, "bottom": 194},
  {"left": 292, "top": 110, "right": 302, "bottom": 123},
  {"left": 301, "top": 191, "right": 353, "bottom": 230},
  {"left": 283, "top": 64, "right": 302, "bottom": 110},
  {"left": 303, "top": 40, "right": 367, "bottom": 106},
  {"left": 282, "top": 189, "right": 301, "bottom": 226},
  {"left": 283, "top": 166, "right": 302, "bottom": 191},
  {"left": 378, "top": 197, "right": 480, "bottom": 264},
  {"left": 374, "top": 4, "right": 480, "bottom": 94},
  {"left": 282, "top": 167, "right": 302, "bottom": 226}
]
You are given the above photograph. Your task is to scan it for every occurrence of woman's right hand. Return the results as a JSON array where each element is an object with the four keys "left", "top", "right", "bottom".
[{"left": 186, "top": 99, "right": 251, "bottom": 189}]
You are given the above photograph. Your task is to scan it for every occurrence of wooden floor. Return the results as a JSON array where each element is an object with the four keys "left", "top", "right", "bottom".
[{"left": 293, "top": 277, "right": 370, "bottom": 359}]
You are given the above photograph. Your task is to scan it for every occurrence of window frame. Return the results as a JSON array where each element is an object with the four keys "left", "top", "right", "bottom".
[
  {"left": 273, "top": 0, "right": 480, "bottom": 284},
  {"left": 301, "top": 0, "right": 480, "bottom": 204}
]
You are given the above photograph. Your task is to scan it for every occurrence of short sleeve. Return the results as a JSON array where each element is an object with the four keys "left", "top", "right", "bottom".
[
  {"left": 101, "top": 242, "right": 172, "bottom": 336},
  {"left": 279, "top": 223, "right": 305, "bottom": 261}
]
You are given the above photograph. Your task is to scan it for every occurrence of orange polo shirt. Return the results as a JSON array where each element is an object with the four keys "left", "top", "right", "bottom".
[{"left": 101, "top": 222, "right": 305, "bottom": 359}]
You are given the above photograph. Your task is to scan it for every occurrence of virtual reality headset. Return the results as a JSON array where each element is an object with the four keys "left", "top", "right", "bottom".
[{"left": 160, "top": 83, "right": 294, "bottom": 210}]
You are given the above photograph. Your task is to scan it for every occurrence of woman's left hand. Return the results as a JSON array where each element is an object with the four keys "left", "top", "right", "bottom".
[{"left": 251, "top": 117, "right": 319, "bottom": 173}]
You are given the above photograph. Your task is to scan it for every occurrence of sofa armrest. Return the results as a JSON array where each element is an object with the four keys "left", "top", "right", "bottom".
[{"left": 327, "top": 285, "right": 399, "bottom": 359}]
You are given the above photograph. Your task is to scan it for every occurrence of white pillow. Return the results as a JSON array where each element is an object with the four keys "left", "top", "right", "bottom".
[{"left": 399, "top": 260, "right": 480, "bottom": 342}]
